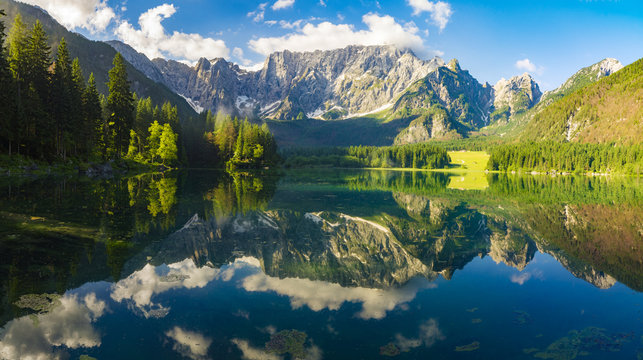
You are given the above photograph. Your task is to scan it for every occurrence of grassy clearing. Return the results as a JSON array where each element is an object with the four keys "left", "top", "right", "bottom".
[{"left": 448, "top": 151, "right": 490, "bottom": 172}]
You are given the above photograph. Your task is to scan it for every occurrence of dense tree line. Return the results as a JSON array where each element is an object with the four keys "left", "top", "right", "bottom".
[
  {"left": 487, "top": 141, "right": 643, "bottom": 175},
  {"left": 0, "top": 12, "right": 180, "bottom": 165},
  {"left": 282, "top": 143, "right": 451, "bottom": 169},
  {"left": 203, "top": 112, "right": 279, "bottom": 169}
]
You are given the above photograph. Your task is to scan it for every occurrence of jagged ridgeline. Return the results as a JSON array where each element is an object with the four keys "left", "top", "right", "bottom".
[{"left": 0, "top": 0, "right": 196, "bottom": 120}]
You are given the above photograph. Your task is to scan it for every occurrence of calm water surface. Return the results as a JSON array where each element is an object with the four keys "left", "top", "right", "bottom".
[{"left": 0, "top": 170, "right": 641, "bottom": 359}]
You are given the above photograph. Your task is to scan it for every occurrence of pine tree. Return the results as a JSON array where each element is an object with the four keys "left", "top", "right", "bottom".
[
  {"left": 158, "top": 123, "right": 177, "bottom": 165},
  {"left": 51, "top": 38, "right": 73, "bottom": 158},
  {"left": 25, "top": 21, "right": 51, "bottom": 158},
  {"left": 107, "top": 52, "right": 134, "bottom": 158},
  {"left": 0, "top": 10, "right": 16, "bottom": 155},
  {"left": 7, "top": 14, "right": 28, "bottom": 154},
  {"left": 83, "top": 73, "right": 103, "bottom": 158}
]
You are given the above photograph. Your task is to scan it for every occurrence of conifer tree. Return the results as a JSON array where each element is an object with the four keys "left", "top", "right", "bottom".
[
  {"left": 0, "top": 10, "right": 16, "bottom": 155},
  {"left": 51, "top": 38, "right": 72, "bottom": 157},
  {"left": 107, "top": 52, "right": 134, "bottom": 158},
  {"left": 147, "top": 120, "right": 162, "bottom": 162},
  {"left": 83, "top": 73, "right": 103, "bottom": 157}
]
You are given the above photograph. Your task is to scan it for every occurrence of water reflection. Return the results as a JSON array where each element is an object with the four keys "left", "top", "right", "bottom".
[{"left": 0, "top": 170, "right": 641, "bottom": 359}]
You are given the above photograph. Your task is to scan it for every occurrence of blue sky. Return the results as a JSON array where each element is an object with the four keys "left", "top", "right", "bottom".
[{"left": 21, "top": 0, "right": 643, "bottom": 90}]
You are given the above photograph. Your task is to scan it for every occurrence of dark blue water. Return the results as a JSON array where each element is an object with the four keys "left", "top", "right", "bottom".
[{"left": 0, "top": 170, "right": 641, "bottom": 359}]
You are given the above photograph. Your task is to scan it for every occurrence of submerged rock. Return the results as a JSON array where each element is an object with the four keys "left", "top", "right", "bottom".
[{"left": 534, "top": 327, "right": 634, "bottom": 360}]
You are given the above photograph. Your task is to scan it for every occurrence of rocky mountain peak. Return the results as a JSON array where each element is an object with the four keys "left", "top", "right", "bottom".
[
  {"left": 447, "top": 58, "right": 461, "bottom": 72},
  {"left": 595, "top": 58, "right": 623, "bottom": 78},
  {"left": 493, "top": 73, "right": 542, "bottom": 114}
]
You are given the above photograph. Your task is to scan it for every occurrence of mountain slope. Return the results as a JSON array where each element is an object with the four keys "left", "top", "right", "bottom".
[
  {"left": 0, "top": 0, "right": 196, "bottom": 120},
  {"left": 521, "top": 58, "right": 642, "bottom": 143},
  {"left": 391, "top": 59, "right": 495, "bottom": 144}
]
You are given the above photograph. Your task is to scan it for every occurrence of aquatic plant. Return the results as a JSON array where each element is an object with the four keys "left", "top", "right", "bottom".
[
  {"left": 534, "top": 327, "right": 634, "bottom": 360},
  {"left": 13, "top": 293, "right": 62, "bottom": 313},
  {"left": 455, "top": 341, "right": 480, "bottom": 352},
  {"left": 379, "top": 342, "right": 401, "bottom": 357},
  {"left": 265, "top": 330, "right": 308, "bottom": 359}
]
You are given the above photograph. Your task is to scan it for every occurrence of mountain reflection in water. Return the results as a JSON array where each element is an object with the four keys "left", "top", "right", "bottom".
[{"left": 0, "top": 170, "right": 641, "bottom": 359}]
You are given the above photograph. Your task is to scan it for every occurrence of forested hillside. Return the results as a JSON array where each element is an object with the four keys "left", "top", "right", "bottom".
[
  {"left": 0, "top": 0, "right": 196, "bottom": 120},
  {"left": 522, "top": 58, "right": 642, "bottom": 144}
]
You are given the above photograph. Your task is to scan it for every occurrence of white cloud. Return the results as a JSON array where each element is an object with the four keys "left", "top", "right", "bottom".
[
  {"left": 511, "top": 272, "right": 531, "bottom": 285},
  {"left": 233, "top": 47, "right": 253, "bottom": 66},
  {"left": 515, "top": 58, "right": 544, "bottom": 74},
  {"left": 20, "top": 0, "right": 115, "bottom": 33},
  {"left": 249, "top": 13, "right": 428, "bottom": 57},
  {"left": 240, "top": 265, "right": 435, "bottom": 320},
  {"left": 248, "top": 3, "right": 268, "bottom": 22},
  {"left": 110, "top": 258, "right": 219, "bottom": 317},
  {"left": 0, "top": 294, "right": 106, "bottom": 360},
  {"left": 232, "top": 339, "right": 283, "bottom": 360},
  {"left": 166, "top": 327, "right": 212, "bottom": 360},
  {"left": 407, "top": 0, "right": 452, "bottom": 31},
  {"left": 272, "top": 0, "right": 295, "bottom": 10},
  {"left": 115, "top": 4, "right": 229, "bottom": 63},
  {"left": 394, "top": 319, "right": 445, "bottom": 351}
]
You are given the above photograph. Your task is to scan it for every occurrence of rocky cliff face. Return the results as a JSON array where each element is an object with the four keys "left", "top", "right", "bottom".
[
  {"left": 493, "top": 73, "right": 542, "bottom": 115},
  {"left": 109, "top": 41, "right": 444, "bottom": 119},
  {"left": 393, "top": 59, "right": 495, "bottom": 144}
]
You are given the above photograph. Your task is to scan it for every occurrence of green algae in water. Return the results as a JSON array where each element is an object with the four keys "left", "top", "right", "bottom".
[
  {"left": 471, "top": 318, "right": 482, "bottom": 324},
  {"left": 524, "top": 348, "right": 539, "bottom": 354},
  {"left": 513, "top": 310, "right": 532, "bottom": 325},
  {"left": 379, "top": 342, "right": 401, "bottom": 357},
  {"left": 466, "top": 307, "right": 478, "bottom": 313},
  {"left": 455, "top": 341, "right": 480, "bottom": 352},
  {"left": 14, "top": 293, "right": 62, "bottom": 313},
  {"left": 265, "top": 330, "right": 308, "bottom": 359},
  {"left": 79, "top": 356, "right": 97, "bottom": 360},
  {"left": 534, "top": 327, "right": 634, "bottom": 360}
]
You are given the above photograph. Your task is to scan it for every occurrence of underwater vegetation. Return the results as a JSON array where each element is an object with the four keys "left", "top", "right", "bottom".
[
  {"left": 455, "top": 341, "right": 480, "bottom": 352},
  {"left": 513, "top": 310, "right": 532, "bottom": 325},
  {"left": 265, "top": 330, "right": 308, "bottom": 359},
  {"left": 533, "top": 327, "right": 634, "bottom": 360},
  {"left": 13, "top": 293, "right": 62, "bottom": 313},
  {"left": 379, "top": 342, "right": 401, "bottom": 357}
]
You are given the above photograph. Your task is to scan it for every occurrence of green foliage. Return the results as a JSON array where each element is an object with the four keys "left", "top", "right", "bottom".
[
  {"left": 522, "top": 58, "right": 643, "bottom": 144},
  {"left": 158, "top": 123, "right": 178, "bottom": 165},
  {"left": 203, "top": 115, "right": 279, "bottom": 169},
  {"left": 282, "top": 143, "right": 451, "bottom": 170},
  {"left": 487, "top": 141, "right": 643, "bottom": 175}
]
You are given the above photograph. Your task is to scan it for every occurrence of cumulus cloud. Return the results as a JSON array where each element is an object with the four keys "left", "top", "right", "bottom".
[
  {"left": 249, "top": 13, "right": 429, "bottom": 57},
  {"left": 394, "top": 319, "right": 445, "bottom": 351},
  {"left": 115, "top": 4, "right": 229, "bottom": 63},
  {"left": 515, "top": 58, "right": 537, "bottom": 72},
  {"left": 407, "top": 0, "right": 452, "bottom": 31},
  {"left": 166, "top": 327, "right": 212, "bottom": 360},
  {"left": 111, "top": 258, "right": 219, "bottom": 317},
  {"left": 232, "top": 339, "right": 283, "bottom": 360},
  {"left": 239, "top": 261, "right": 435, "bottom": 319},
  {"left": 0, "top": 294, "right": 106, "bottom": 360},
  {"left": 248, "top": 3, "right": 268, "bottom": 22},
  {"left": 20, "top": 0, "right": 115, "bottom": 33},
  {"left": 511, "top": 272, "right": 532, "bottom": 285},
  {"left": 272, "top": 0, "right": 295, "bottom": 10}
]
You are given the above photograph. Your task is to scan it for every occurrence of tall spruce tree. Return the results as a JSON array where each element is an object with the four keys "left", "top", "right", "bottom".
[
  {"left": 107, "top": 52, "right": 134, "bottom": 158},
  {"left": 25, "top": 20, "right": 51, "bottom": 158},
  {"left": 84, "top": 73, "right": 104, "bottom": 158},
  {"left": 0, "top": 10, "right": 16, "bottom": 155},
  {"left": 71, "top": 58, "right": 86, "bottom": 155},
  {"left": 51, "top": 38, "right": 73, "bottom": 158},
  {"left": 7, "top": 14, "right": 28, "bottom": 154}
]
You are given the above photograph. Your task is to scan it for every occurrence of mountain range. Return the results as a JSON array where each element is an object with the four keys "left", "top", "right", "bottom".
[{"left": 2, "top": 0, "right": 639, "bottom": 147}]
